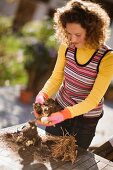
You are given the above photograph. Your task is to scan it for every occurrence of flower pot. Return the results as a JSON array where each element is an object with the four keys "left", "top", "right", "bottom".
[{"left": 19, "top": 89, "right": 33, "bottom": 104}]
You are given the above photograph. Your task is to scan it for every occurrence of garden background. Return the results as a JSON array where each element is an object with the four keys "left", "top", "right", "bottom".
[{"left": 0, "top": 0, "right": 113, "bottom": 148}]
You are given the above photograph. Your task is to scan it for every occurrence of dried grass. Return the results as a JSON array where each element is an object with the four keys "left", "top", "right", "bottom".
[{"left": 44, "top": 134, "right": 78, "bottom": 164}]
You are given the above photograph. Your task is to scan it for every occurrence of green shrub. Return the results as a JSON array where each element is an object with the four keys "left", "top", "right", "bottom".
[
  {"left": 0, "top": 18, "right": 58, "bottom": 88},
  {"left": 0, "top": 16, "right": 29, "bottom": 86}
]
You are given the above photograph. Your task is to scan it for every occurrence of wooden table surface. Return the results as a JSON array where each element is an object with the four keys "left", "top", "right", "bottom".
[{"left": 0, "top": 123, "right": 113, "bottom": 170}]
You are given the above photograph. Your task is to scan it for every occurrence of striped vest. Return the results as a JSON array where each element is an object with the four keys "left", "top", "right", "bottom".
[{"left": 56, "top": 45, "right": 112, "bottom": 117}]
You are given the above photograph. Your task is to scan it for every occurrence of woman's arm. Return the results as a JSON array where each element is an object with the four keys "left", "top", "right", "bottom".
[
  {"left": 67, "top": 51, "right": 113, "bottom": 117},
  {"left": 41, "top": 44, "right": 67, "bottom": 97}
]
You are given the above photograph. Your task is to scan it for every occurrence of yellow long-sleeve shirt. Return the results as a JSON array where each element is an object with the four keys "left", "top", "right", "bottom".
[{"left": 41, "top": 44, "right": 113, "bottom": 117}]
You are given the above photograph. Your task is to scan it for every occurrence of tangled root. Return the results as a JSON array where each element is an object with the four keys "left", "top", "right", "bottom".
[{"left": 45, "top": 135, "right": 78, "bottom": 164}]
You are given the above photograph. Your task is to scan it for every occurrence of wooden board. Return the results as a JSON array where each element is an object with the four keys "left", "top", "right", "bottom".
[{"left": 0, "top": 123, "right": 113, "bottom": 170}]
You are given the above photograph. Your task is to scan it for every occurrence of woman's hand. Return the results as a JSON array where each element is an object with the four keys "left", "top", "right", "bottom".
[
  {"left": 35, "top": 92, "right": 48, "bottom": 104},
  {"left": 33, "top": 92, "right": 48, "bottom": 118},
  {"left": 36, "top": 108, "right": 72, "bottom": 126}
]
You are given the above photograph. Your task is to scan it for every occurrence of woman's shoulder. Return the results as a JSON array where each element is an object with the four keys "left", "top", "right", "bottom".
[
  {"left": 97, "top": 44, "right": 113, "bottom": 57},
  {"left": 101, "top": 44, "right": 113, "bottom": 51},
  {"left": 58, "top": 43, "right": 68, "bottom": 53},
  {"left": 104, "top": 45, "right": 113, "bottom": 56},
  {"left": 100, "top": 45, "right": 113, "bottom": 62},
  {"left": 59, "top": 43, "right": 68, "bottom": 49}
]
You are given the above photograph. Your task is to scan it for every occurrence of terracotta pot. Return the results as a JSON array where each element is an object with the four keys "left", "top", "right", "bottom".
[{"left": 19, "top": 89, "right": 33, "bottom": 104}]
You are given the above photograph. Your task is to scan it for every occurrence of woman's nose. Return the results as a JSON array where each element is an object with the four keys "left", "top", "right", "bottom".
[{"left": 70, "top": 35, "right": 77, "bottom": 43}]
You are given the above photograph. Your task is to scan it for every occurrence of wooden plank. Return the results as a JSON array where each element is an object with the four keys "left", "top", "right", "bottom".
[
  {"left": 54, "top": 148, "right": 95, "bottom": 170},
  {"left": 55, "top": 155, "right": 91, "bottom": 170},
  {"left": 72, "top": 148, "right": 113, "bottom": 170},
  {"left": 93, "top": 154, "right": 113, "bottom": 167},
  {"left": 0, "top": 125, "right": 49, "bottom": 170},
  {"left": 0, "top": 155, "right": 22, "bottom": 170},
  {"left": 83, "top": 147, "right": 113, "bottom": 167},
  {"left": 106, "top": 152, "right": 113, "bottom": 161},
  {"left": 93, "top": 141, "right": 113, "bottom": 160},
  {"left": 20, "top": 163, "right": 48, "bottom": 170},
  {"left": 0, "top": 123, "right": 113, "bottom": 170},
  {"left": 0, "top": 153, "right": 47, "bottom": 170},
  {"left": 88, "top": 161, "right": 108, "bottom": 170},
  {"left": 46, "top": 159, "right": 67, "bottom": 170},
  {"left": 72, "top": 157, "right": 99, "bottom": 170},
  {"left": 102, "top": 165, "right": 113, "bottom": 170}
]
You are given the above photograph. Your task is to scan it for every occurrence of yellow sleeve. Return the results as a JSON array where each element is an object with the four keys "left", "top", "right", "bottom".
[
  {"left": 67, "top": 50, "right": 113, "bottom": 117},
  {"left": 41, "top": 44, "right": 67, "bottom": 97}
]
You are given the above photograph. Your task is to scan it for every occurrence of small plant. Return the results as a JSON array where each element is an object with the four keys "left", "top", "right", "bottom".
[{"left": 0, "top": 16, "right": 27, "bottom": 86}]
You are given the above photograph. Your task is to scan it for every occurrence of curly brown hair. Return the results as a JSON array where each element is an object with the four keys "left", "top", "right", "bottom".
[{"left": 54, "top": 0, "right": 110, "bottom": 48}]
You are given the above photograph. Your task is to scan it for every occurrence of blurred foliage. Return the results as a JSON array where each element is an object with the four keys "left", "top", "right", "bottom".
[
  {"left": 24, "top": 42, "right": 50, "bottom": 73},
  {"left": 22, "top": 19, "right": 58, "bottom": 92},
  {"left": 21, "top": 19, "right": 58, "bottom": 49},
  {"left": 0, "top": 17, "right": 11, "bottom": 36},
  {"left": 0, "top": 17, "right": 58, "bottom": 90},
  {"left": 0, "top": 17, "right": 27, "bottom": 86},
  {"left": 22, "top": 19, "right": 58, "bottom": 72}
]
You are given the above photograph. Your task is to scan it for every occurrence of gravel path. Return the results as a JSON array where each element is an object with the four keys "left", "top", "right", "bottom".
[{"left": 0, "top": 85, "right": 34, "bottom": 129}]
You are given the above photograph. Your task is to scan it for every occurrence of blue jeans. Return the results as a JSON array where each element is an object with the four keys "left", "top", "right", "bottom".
[{"left": 46, "top": 113, "right": 103, "bottom": 149}]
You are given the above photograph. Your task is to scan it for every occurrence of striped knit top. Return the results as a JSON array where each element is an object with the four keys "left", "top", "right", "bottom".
[
  {"left": 41, "top": 44, "right": 113, "bottom": 118},
  {"left": 56, "top": 45, "right": 112, "bottom": 117}
]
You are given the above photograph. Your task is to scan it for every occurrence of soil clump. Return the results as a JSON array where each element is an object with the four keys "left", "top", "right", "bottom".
[
  {"left": 3, "top": 121, "right": 78, "bottom": 165},
  {"left": 3, "top": 98, "right": 77, "bottom": 165},
  {"left": 33, "top": 98, "right": 62, "bottom": 118}
]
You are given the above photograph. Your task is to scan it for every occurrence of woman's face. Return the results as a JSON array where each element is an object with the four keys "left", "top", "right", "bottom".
[{"left": 66, "top": 23, "right": 86, "bottom": 48}]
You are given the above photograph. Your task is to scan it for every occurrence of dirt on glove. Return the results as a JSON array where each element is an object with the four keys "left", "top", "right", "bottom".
[{"left": 33, "top": 98, "right": 62, "bottom": 118}]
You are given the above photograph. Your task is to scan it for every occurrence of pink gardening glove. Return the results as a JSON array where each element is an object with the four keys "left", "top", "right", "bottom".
[
  {"left": 35, "top": 92, "right": 48, "bottom": 104},
  {"left": 36, "top": 108, "right": 72, "bottom": 126},
  {"left": 33, "top": 91, "right": 48, "bottom": 118}
]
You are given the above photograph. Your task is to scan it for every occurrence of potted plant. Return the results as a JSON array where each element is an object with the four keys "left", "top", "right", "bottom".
[{"left": 19, "top": 19, "right": 58, "bottom": 103}]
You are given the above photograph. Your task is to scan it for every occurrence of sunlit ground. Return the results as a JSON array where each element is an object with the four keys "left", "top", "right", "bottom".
[{"left": 0, "top": 85, "right": 34, "bottom": 129}]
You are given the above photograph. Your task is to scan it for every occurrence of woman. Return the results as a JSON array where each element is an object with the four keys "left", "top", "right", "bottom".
[{"left": 34, "top": 0, "right": 113, "bottom": 149}]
